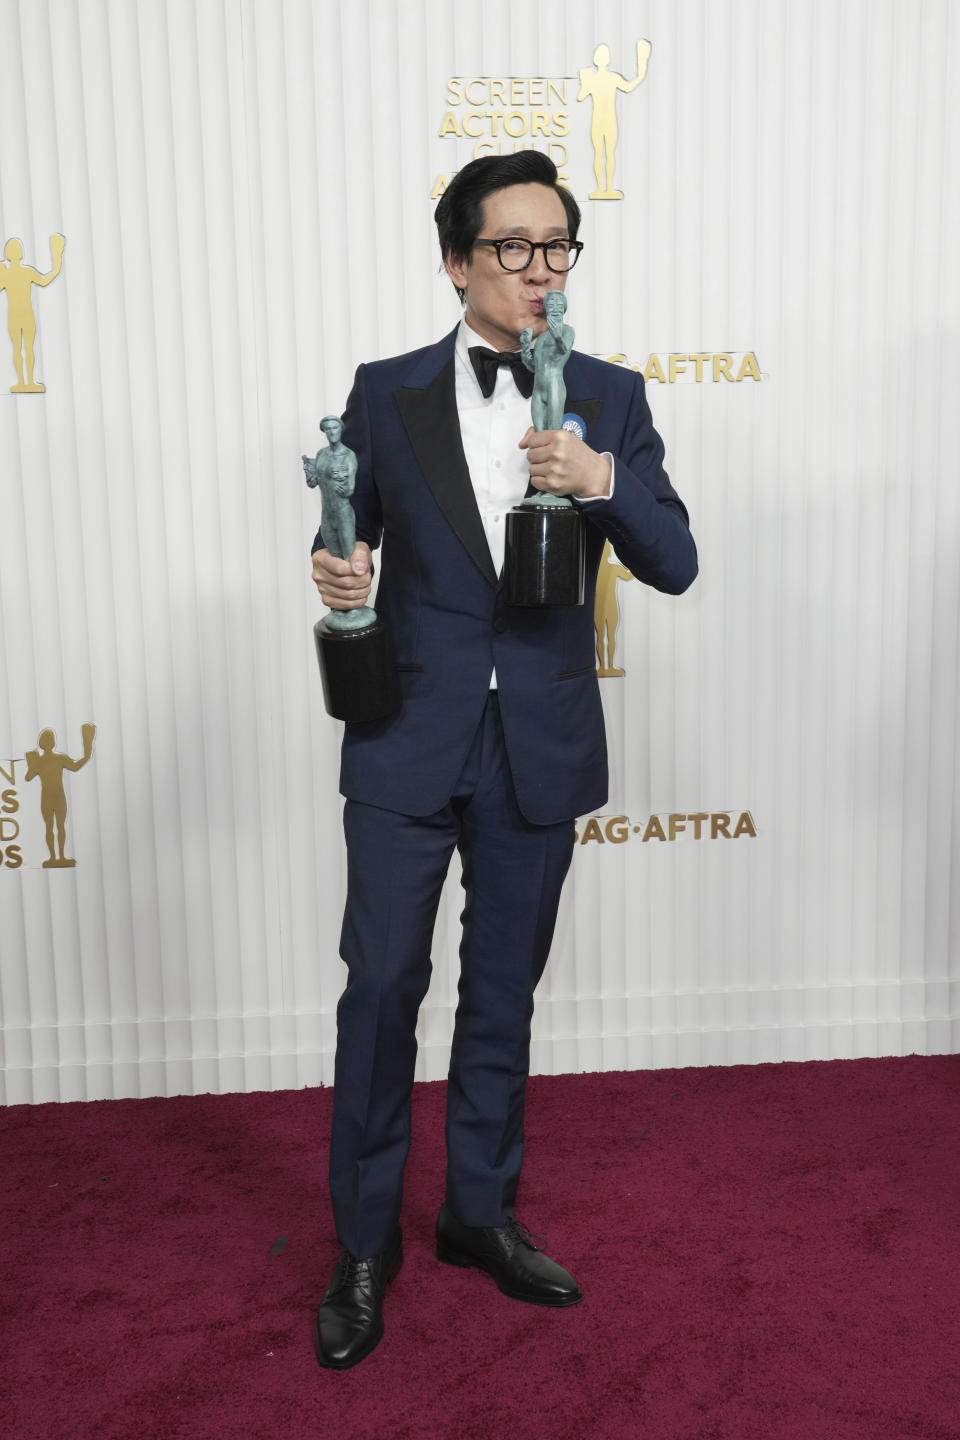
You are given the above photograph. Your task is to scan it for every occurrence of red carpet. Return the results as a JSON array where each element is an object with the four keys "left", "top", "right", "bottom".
[{"left": 2, "top": 1056, "right": 958, "bottom": 1439}]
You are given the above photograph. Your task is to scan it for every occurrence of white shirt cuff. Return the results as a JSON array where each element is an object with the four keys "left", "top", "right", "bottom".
[{"left": 574, "top": 453, "right": 615, "bottom": 502}]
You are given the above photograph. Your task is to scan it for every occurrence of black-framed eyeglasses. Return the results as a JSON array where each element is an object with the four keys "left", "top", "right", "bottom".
[{"left": 473, "top": 237, "right": 584, "bottom": 273}]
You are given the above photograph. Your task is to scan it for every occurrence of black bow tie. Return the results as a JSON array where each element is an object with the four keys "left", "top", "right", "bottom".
[{"left": 468, "top": 345, "right": 534, "bottom": 400}]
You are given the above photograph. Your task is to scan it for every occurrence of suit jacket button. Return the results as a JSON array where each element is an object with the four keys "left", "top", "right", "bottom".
[{"left": 493, "top": 616, "right": 507, "bottom": 633}]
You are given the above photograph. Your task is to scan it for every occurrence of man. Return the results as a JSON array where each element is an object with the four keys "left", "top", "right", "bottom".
[{"left": 310, "top": 153, "right": 697, "bottom": 1370}]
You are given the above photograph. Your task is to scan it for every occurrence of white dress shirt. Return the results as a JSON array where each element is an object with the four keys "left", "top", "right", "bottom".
[{"left": 455, "top": 319, "right": 535, "bottom": 578}]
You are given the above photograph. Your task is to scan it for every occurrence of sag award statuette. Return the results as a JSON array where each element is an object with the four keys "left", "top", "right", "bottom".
[
  {"left": 503, "top": 290, "right": 586, "bottom": 606},
  {"left": 303, "top": 416, "right": 400, "bottom": 724}
]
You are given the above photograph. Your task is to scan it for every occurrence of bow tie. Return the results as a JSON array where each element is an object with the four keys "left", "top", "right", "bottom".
[{"left": 468, "top": 345, "right": 534, "bottom": 400}]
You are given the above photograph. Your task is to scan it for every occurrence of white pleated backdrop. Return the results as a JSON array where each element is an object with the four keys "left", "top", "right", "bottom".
[{"left": 1, "top": 0, "right": 958, "bottom": 1103}]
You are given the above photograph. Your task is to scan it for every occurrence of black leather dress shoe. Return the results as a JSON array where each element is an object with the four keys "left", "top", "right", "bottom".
[
  {"left": 314, "top": 1230, "right": 403, "bottom": 1369},
  {"left": 435, "top": 1203, "right": 582, "bottom": 1307}
]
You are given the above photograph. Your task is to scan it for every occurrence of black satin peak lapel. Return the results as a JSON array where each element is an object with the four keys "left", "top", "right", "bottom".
[
  {"left": 567, "top": 396, "right": 603, "bottom": 436},
  {"left": 396, "top": 360, "right": 498, "bottom": 588}
]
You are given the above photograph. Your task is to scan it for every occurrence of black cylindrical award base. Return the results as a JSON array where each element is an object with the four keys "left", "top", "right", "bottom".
[
  {"left": 313, "top": 615, "right": 401, "bottom": 723},
  {"left": 503, "top": 503, "right": 586, "bottom": 607}
]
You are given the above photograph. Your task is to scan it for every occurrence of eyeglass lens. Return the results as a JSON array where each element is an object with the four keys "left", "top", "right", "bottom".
[{"left": 499, "top": 240, "right": 577, "bottom": 272}]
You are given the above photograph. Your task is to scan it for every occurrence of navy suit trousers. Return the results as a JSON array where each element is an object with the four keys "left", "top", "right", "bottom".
[{"left": 329, "top": 692, "right": 575, "bottom": 1258}]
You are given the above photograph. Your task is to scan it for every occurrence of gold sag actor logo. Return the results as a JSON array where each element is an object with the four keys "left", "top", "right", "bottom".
[
  {"left": 595, "top": 540, "right": 632, "bottom": 676},
  {"left": 606, "top": 351, "right": 763, "bottom": 384},
  {"left": 592, "top": 345, "right": 764, "bottom": 678},
  {"left": 578, "top": 41, "right": 651, "bottom": 199},
  {"left": 0, "top": 724, "right": 96, "bottom": 870},
  {"left": 432, "top": 40, "right": 651, "bottom": 200},
  {"left": 0, "top": 234, "right": 65, "bottom": 393},
  {"left": 575, "top": 812, "right": 758, "bottom": 845}
]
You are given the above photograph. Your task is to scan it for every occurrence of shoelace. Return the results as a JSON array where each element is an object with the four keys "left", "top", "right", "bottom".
[
  {"left": 502, "top": 1218, "right": 547, "bottom": 1252},
  {"left": 331, "top": 1253, "right": 379, "bottom": 1295}
]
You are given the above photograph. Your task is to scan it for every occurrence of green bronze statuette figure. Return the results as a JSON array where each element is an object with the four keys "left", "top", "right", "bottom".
[
  {"left": 521, "top": 289, "right": 574, "bottom": 432},
  {"left": 518, "top": 290, "right": 575, "bottom": 508},
  {"left": 303, "top": 417, "right": 377, "bottom": 631},
  {"left": 504, "top": 289, "right": 585, "bottom": 605},
  {"left": 304, "top": 414, "right": 399, "bottom": 722}
]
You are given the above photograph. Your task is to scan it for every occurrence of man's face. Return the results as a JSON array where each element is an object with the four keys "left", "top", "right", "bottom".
[{"left": 446, "top": 183, "right": 571, "bottom": 352}]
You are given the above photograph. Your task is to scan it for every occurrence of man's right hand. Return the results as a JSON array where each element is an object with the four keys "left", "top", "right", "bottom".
[{"left": 311, "top": 541, "right": 373, "bottom": 609}]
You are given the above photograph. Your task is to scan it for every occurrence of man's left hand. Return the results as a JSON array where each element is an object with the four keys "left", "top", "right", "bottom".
[{"left": 519, "top": 427, "right": 612, "bottom": 499}]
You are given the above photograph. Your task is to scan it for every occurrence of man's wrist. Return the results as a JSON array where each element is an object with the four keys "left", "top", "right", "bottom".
[{"left": 574, "top": 453, "right": 614, "bottom": 502}]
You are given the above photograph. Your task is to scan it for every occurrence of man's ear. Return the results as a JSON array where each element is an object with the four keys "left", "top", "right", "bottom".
[{"left": 445, "top": 252, "right": 470, "bottom": 292}]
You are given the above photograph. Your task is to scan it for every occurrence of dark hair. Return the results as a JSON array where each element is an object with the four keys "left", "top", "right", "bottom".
[{"left": 434, "top": 153, "right": 581, "bottom": 301}]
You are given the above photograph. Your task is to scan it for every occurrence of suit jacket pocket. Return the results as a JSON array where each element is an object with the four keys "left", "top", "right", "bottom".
[
  {"left": 396, "top": 662, "right": 427, "bottom": 698},
  {"left": 557, "top": 663, "right": 597, "bottom": 680}
]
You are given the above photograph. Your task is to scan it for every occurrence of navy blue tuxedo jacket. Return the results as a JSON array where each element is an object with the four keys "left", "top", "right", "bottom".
[{"left": 313, "top": 326, "right": 697, "bottom": 826}]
